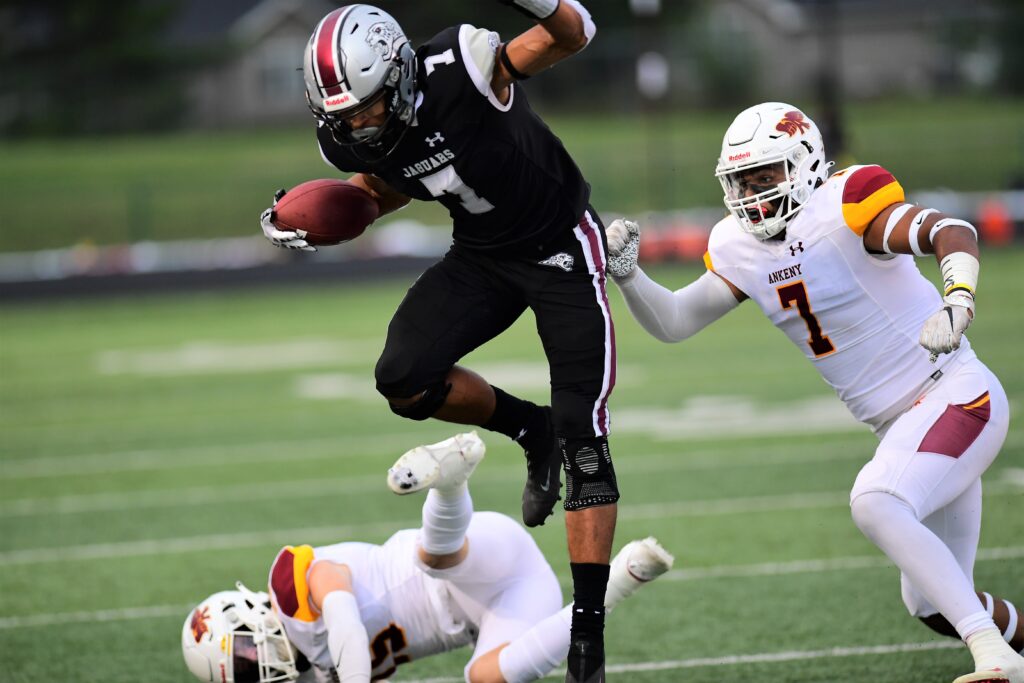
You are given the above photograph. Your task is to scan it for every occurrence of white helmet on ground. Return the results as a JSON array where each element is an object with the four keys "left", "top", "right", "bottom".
[
  {"left": 303, "top": 4, "right": 417, "bottom": 161},
  {"left": 182, "top": 583, "right": 299, "bottom": 683},
  {"left": 715, "top": 102, "right": 830, "bottom": 240}
]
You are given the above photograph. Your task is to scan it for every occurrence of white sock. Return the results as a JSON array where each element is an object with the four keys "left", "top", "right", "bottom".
[
  {"left": 851, "top": 491, "right": 990, "bottom": 629},
  {"left": 963, "top": 626, "right": 1018, "bottom": 669},
  {"left": 420, "top": 485, "right": 472, "bottom": 556},
  {"left": 498, "top": 605, "right": 573, "bottom": 683}
]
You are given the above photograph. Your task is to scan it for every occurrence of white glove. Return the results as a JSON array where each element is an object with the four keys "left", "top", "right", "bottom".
[
  {"left": 919, "top": 291, "right": 974, "bottom": 361},
  {"left": 606, "top": 218, "right": 640, "bottom": 278},
  {"left": 260, "top": 188, "right": 316, "bottom": 252}
]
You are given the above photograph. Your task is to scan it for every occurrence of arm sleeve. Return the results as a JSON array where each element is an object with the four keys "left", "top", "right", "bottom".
[
  {"left": 614, "top": 268, "right": 740, "bottom": 343},
  {"left": 322, "top": 591, "right": 371, "bottom": 683}
]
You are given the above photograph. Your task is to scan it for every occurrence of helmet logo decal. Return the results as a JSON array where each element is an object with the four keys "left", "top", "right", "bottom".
[
  {"left": 189, "top": 606, "right": 211, "bottom": 643},
  {"left": 728, "top": 152, "right": 751, "bottom": 162},
  {"left": 776, "top": 111, "right": 811, "bottom": 137},
  {"left": 366, "top": 22, "right": 398, "bottom": 58}
]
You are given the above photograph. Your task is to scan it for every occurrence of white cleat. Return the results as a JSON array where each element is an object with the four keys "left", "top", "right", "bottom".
[
  {"left": 953, "top": 655, "right": 1024, "bottom": 683},
  {"left": 387, "top": 431, "right": 486, "bottom": 495},
  {"left": 604, "top": 537, "right": 674, "bottom": 612}
]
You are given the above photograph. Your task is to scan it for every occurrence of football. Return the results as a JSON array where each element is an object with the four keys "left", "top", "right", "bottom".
[{"left": 272, "top": 179, "right": 379, "bottom": 246}]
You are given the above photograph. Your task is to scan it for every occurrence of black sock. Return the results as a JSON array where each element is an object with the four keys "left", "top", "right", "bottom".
[
  {"left": 481, "top": 385, "right": 549, "bottom": 455},
  {"left": 569, "top": 562, "right": 609, "bottom": 645}
]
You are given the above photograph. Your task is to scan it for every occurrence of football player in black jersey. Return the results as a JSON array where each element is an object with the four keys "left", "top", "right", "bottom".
[{"left": 260, "top": 3, "right": 614, "bottom": 680}]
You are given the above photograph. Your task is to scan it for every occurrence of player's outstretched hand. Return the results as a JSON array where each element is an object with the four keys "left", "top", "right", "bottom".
[
  {"left": 259, "top": 188, "right": 317, "bottom": 252},
  {"left": 919, "top": 291, "right": 974, "bottom": 361},
  {"left": 606, "top": 218, "right": 640, "bottom": 279}
]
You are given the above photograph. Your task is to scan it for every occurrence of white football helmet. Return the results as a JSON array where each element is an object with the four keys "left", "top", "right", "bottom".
[
  {"left": 715, "top": 102, "right": 830, "bottom": 240},
  {"left": 303, "top": 4, "right": 417, "bottom": 161},
  {"left": 182, "top": 582, "right": 299, "bottom": 683}
]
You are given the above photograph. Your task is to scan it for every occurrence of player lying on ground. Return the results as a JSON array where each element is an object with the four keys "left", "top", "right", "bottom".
[
  {"left": 182, "top": 432, "right": 673, "bottom": 683},
  {"left": 261, "top": 5, "right": 618, "bottom": 677},
  {"left": 603, "top": 102, "right": 1024, "bottom": 683}
]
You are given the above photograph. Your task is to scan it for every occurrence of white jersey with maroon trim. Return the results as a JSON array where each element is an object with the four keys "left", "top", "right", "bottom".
[
  {"left": 704, "top": 164, "right": 975, "bottom": 430},
  {"left": 268, "top": 530, "right": 474, "bottom": 682}
]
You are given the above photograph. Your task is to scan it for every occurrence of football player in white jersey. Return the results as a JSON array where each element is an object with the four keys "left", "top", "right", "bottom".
[
  {"left": 603, "top": 102, "right": 1023, "bottom": 683},
  {"left": 182, "top": 432, "right": 673, "bottom": 683}
]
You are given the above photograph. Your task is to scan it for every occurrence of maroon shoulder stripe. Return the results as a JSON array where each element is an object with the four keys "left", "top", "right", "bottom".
[
  {"left": 842, "top": 165, "right": 897, "bottom": 205},
  {"left": 270, "top": 547, "right": 299, "bottom": 617}
]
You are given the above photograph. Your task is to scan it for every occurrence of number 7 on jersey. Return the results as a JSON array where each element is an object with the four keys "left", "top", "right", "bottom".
[{"left": 777, "top": 281, "right": 836, "bottom": 357}]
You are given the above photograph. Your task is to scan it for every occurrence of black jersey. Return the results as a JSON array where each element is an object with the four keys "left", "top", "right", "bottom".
[{"left": 317, "top": 25, "right": 591, "bottom": 255}]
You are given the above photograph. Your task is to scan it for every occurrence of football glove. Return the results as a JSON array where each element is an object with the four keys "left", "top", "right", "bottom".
[
  {"left": 260, "top": 188, "right": 316, "bottom": 252},
  {"left": 919, "top": 291, "right": 974, "bottom": 361},
  {"left": 605, "top": 218, "right": 640, "bottom": 279}
]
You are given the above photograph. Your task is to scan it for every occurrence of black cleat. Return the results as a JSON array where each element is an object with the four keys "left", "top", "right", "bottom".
[
  {"left": 565, "top": 635, "right": 606, "bottom": 683},
  {"left": 521, "top": 409, "right": 562, "bottom": 527}
]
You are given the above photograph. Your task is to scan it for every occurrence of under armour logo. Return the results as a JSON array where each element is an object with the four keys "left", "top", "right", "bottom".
[
  {"left": 425, "top": 132, "right": 445, "bottom": 147},
  {"left": 789, "top": 241, "right": 804, "bottom": 256},
  {"left": 539, "top": 252, "right": 574, "bottom": 272}
]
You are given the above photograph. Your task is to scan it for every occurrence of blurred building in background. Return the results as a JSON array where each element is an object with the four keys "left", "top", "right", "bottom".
[
  {"left": 0, "top": 0, "right": 1021, "bottom": 294},
  {"left": 1, "top": 0, "right": 1018, "bottom": 135}
]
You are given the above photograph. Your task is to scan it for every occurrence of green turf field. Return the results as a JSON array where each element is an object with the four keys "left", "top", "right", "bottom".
[
  {"left": 1, "top": 247, "right": 1021, "bottom": 682},
  {"left": 2, "top": 97, "right": 1022, "bottom": 251}
]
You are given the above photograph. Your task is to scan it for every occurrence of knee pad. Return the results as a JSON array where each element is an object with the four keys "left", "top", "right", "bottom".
[
  {"left": 388, "top": 382, "right": 452, "bottom": 421},
  {"left": 560, "top": 436, "right": 619, "bottom": 511}
]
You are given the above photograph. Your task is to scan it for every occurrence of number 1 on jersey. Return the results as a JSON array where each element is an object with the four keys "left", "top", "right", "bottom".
[{"left": 777, "top": 281, "right": 836, "bottom": 357}]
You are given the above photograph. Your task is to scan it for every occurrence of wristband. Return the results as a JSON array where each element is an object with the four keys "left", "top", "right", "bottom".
[
  {"left": 939, "top": 251, "right": 979, "bottom": 299},
  {"left": 507, "top": 0, "right": 560, "bottom": 20},
  {"left": 929, "top": 217, "right": 977, "bottom": 244},
  {"left": 499, "top": 43, "right": 531, "bottom": 80}
]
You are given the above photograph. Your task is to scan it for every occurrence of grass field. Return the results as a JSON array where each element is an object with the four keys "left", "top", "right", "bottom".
[
  {"left": 1, "top": 247, "right": 1022, "bottom": 682},
  {"left": 2, "top": 97, "right": 1022, "bottom": 251}
]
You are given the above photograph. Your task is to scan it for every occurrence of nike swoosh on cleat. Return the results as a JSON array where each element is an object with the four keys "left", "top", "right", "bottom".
[{"left": 539, "top": 471, "right": 551, "bottom": 492}]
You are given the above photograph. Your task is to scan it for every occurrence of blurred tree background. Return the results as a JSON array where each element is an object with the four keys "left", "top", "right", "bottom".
[{"left": 0, "top": 0, "right": 1021, "bottom": 254}]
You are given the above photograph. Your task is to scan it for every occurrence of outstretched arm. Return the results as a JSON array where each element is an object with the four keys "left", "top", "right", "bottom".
[
  {"left": 491, "top": 0, "right": 596, "bottom": 96},
  {"left": 863, "top": 202, "right": 979, "bottom": 358},
  {"left": 606, "top": 218, "right": 743, "bottom": 342},
  {"left": 616, "top": 268, "right": 743, "bottom": 343},
  {"left": 308, "top": 562, "right": 371, "bottom": 683}
]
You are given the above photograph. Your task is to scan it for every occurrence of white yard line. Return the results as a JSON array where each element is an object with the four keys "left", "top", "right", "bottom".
[
  {"left": 0, "top": 448, "right": 871, "bottom": 517},
  {"left": 1, "top": 396, "right": 875, "bottom": 480},
  {"left": 401, "top": 640, "right": 966, "bottom": 682},
  {"left": 2, "top": 489, "right": 1020, "bottom": 567},
  {"left": 2, "top": 547, "right": 1019, "bottom": 631},
  {"left": 662, "top": 545, "right": 1024, "bottom": 582},
  {"left": 0, "top": 432, "right": 439, "bottom": 479}
]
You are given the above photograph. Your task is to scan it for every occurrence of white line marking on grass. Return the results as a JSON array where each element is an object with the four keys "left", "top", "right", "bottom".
[
  {"left": 601, "top": 640, "right": 964, "bottom": 676},
  {"left": 3, "top": 548, "right": 1020, "bottom": 632},
  {"left": 1002, "top": 467, "right": 1024, "bottom": 486},
  {"left": 0, "top": 448, "right": 869, "bottom": 517},
  {"left": 95, "top": 339, "right": 379, "bottom": 375},
  {"left": 2, "top": 397, "right": 874, "bottom": 480},
  {"left": 3, "top": 489, "right": 1020, "bottom": 566},
  {"left": 0, "top": 432, "right": 439, "bottom": 479},
  {"left": 614, "top": 395, "right": 862, "bottom": 439},
  {"left": 662, "top": 546, "right": 1024, "bottom": 581},
  {"left": 0, "top": 605, "right": 192, "bottom": 630},
  {"left": 0, "top": 519, "right": 419, "bottom": 566},
  {"left": 399, "top": 640, "right": 966, "bottom": 682}
]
